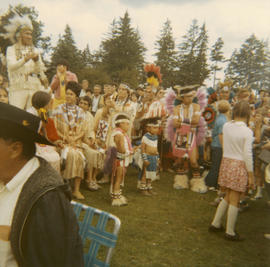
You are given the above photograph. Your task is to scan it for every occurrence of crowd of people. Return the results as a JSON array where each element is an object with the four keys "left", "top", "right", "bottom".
[{"left": 0, "top": 11, "right": 270, "bottom": 267}]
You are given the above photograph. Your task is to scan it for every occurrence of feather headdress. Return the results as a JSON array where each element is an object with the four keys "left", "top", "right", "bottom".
[
  {"left": 218, "top": 79, "right": 233, "bottom": 92},
  {"left": 144, "top": 63, "right": 162, "bottom": 88},
  {"left": 0, "top": 12, "right": 33, "bottom": 44}
]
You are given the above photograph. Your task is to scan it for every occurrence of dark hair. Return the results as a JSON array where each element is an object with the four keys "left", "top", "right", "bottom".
[
  {"left": 232, "top": 101, "right": 251, "bottom": 122},
  {"left": 80, "top": 96, "right": 91, "bottom": 107},
  {"left": 31, "top": 91, "right": 51, "bottom": 109},
  {"left": 56, "top": 59, "right": 69, "bottom": 69},
  {"left": 86, "top": 88, "right": 92, "bottom": 93},
  {"left": 0, "top": 122, "right": 36, "bottom": 159},
  {"left": 66, "top": 81, "right": 81, "bottom": 97}
]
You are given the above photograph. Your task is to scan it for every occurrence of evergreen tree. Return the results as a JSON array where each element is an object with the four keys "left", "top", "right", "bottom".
[
  {"left": 210, "top": 37, "right": 225, "bottom": 88},
  {"left": 100, "top": 11, "right": 146, "bottom": 87},
  {"left": 176, "top": 20, "right": 209, "bottom": 85},
  {"left": 49, "top": 25, "right": 84, "bottom": 80},
  {"left": 226, "top": 34, "right": 270, "bottom": 90},
  {"left": 154, "top": 19, "right": 177, "bottom": 88},
  {"left": 81, "top": 44, "right": 93, "bottom": 67}
]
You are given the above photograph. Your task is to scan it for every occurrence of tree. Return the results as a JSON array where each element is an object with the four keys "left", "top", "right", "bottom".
[
  {"left": 100, "top": 11, "right": 146, "bottom": 87},
  {"left": 210, "top": 37, "right": 225, "bottom": 88},
  {"left": 176, "top": 20, "right": 210, "bottom": 85},
  {"left": 81, "top": 44, "right": 93, "bottom": 68},
  {"left": 226, "top": 34, "right": 270, "bottom": 90},
  {"left": 154, "top": 19, "right": 178, "bottom": 88},
  {"left": 49, "top": 25, "right": 84, "bottom": 80}
]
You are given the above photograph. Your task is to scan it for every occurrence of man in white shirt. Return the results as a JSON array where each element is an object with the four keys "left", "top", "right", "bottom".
[
  {"left": 91, "top": 84, "right": 104, "bottom": 116},
  {"left": 0, "top": 102, "right": 83, "bottom": 266},
  {"left": 79, "top": 79, "right": 90, "bottom": 97}
]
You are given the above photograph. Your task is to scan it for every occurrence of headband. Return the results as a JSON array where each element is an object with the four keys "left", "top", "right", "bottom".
[{"left": 115, "top": 119, "right": 130, "bottom": 124}]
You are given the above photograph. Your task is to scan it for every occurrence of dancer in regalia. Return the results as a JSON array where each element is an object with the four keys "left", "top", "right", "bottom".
[
  {"left": 1, "top": 11, "right": 48, "bottom": 109},
  {"left": 105, "top": 113, "right": 133, "bottom": 206},
  {"left": 165, "top": 85, "right": 208, "bottom": 193},
  {"left": 140, "top": 117, "right": 161, "bottom": 195}
]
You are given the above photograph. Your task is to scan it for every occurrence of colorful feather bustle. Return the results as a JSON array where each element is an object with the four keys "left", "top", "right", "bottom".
[
  {"left": 196, "top": 86, "right": 208, "bottom": 112},
  {"left": 196, "top": 117, "right": 207, "bottom": 146},
  {"left": 165, "top": 89, "right": 176, "bottom": 115},
  {"left": 164, "top": 116, "right": 175, "bottom": 142}
]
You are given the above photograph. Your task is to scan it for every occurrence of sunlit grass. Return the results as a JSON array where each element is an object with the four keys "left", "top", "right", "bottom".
[{"left": 79, "top": 167, "right": 270, "bottom": 267}]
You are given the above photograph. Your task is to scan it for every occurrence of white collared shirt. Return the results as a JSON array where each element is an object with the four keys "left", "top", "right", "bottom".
[
  {"left": 92, "top": 95, "right": 100, "bottom": 112},
  {"left": 0, "top": 157, "right": 40, "bottom": 267}
]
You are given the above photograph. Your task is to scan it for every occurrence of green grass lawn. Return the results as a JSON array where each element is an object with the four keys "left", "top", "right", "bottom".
[{"left": 79, "top": 167, "right": 270, "bottom": 267}]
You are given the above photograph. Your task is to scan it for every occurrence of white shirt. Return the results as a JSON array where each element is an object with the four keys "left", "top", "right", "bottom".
[
  {"left": 92, "top": 95, "right": 100, "bottom": 112},
  {"left": 79, "top": 89, "right": 87, "bottom": 97},
  {"left": 222, "top": 121, "right": 254, "bottom": 172},
  {"left": 6, "top": 45, "right": 46, "bottom": 92},
  {"left": 0, "top": 157, "right": 40, "bottom": 267}
]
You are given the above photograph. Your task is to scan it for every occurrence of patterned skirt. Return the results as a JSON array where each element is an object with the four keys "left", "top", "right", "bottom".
[{"left": 218, "top": 157, "right": 248, "bottom": 192}]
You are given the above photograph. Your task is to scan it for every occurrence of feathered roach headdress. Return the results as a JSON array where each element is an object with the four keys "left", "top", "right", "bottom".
[
  {"left": 173, "top": 84, "right": 200, "bottom": 98},
  {"left": 144, "top": 63, "right": 162, "bottom": 88},
  {"left": 217, "top": 79, "right": 233, "bottom": 92}
]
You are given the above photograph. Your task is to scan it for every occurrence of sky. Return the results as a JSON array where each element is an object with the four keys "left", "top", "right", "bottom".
[{"left": 1, "top": 0, "right": 270, "bottom": 85}]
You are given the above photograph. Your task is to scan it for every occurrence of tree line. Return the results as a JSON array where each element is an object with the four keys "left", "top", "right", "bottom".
[{"left": 1, "top": 4, "right": 270, "bottom": 91}]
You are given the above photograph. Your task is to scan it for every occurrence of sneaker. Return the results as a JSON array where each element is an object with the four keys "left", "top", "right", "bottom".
[
  {"left": 87, "top": 182, "right": 100, "bottom": 191},
  {"left": 208, "top": 225, "right": 225, "bottom": 233},
  {"left": 97, "top": 177, "right": 109, "bottom": 184},
  {"left": 224, "top": 232, "right": 244, "bottom": 241}
]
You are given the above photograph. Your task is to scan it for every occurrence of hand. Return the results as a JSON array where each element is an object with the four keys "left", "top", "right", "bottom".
[
  {"left": 24, "top": 53, "right": 33, "bottom": 62},
  {"left": 32, "top": 53, "right": 39, "bottom": 62},
  {"left": 40, "top": 77, "right": 49, "bottom": 88},
  {"left": 173, "top": 119, "right": 181, "bottom": 128}
]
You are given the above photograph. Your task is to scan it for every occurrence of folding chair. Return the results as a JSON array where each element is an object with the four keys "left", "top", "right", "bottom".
[{"left": 71, "top": 201, "right": 121, "bottom": 267}]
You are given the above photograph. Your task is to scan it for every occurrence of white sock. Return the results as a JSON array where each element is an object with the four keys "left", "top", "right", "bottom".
[
  {"left": 226, "top": 205, "right": 239, "bottom": 236},
  {"left": 211, "top": 199, "right": 228, "bottom": 228}
]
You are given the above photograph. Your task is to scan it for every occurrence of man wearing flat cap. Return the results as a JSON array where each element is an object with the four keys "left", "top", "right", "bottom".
[{"left": 0, "top": 103, "right": 83, "bottom": 266}]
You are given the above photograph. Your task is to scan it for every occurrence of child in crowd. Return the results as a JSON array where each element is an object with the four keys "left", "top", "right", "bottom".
[
  {"left": 27, "top": 91, "right": 61, "bottom": 172},
  {"left": 79, "top": 96, "right": 101, "bottom": 191},
  {"left": 0, "top": 88, "right": 8, "bottom": 104},
  {"left": 140, "top": 117, "right": 160, "bottom": 196},
  {"left": 205, "top": 100, "right": 231, "bottom": 190},
  {"left": 209, "top": 101, "right": 255, "bottom": 241},
  {"left": 109, "top": 113, "right": 133, "bottom": 206}
]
